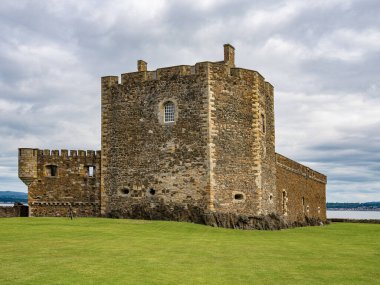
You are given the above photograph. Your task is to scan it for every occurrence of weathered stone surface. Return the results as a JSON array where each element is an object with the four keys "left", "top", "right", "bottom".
[
  {"left": 106, "top": 199, "right": 323, "bottom": 230},
  {"left": 18, "top": 44, "right": 327, "bottom": 229},
  {"left": 0, "top": 206, "right": 17, "bottom": 218},
  {"left": 0, "top": 203, "right": 28, "bottom": 218},
  {"left": 18, "top": 149, "right": 101, "bottom": 217},
  {"left": 276, "top": 153, "right": 327, "bottom": 223}
]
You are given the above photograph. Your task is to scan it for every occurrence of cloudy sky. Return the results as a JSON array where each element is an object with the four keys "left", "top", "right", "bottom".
[{"left": 0, "top": 0, "right": 379, "bottom": 202}]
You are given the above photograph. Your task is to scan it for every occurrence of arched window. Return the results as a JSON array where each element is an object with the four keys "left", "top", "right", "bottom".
[{"left": 164, "top": 101, "right": 175, "bottom": 123}]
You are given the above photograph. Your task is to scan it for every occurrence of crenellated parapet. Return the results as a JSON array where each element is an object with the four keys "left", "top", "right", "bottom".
[
  {"left": 18, "top": 148, "right": 101, "bottom": 186},
  {"left": 19, "top": 148, "right": 102, "bottom": 217},
  {"left": 120, "top": 63, "right": 202, "bottom": 85},
  {"left": 100, "top": 43, "right": 274, "bottom": 92},
  {"left": 36, "top": 149, "right": 101, "bottom": 159},
  {"left": 106, "top": 62, "right": 273, "bottom": 102}
]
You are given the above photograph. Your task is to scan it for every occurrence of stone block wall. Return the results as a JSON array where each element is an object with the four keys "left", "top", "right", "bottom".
[
  {"left": 0, "top": 206, "right": 18, "bottom": 217},
  {"left": 276, "top": 153, "right": 327, "bottom": 222},
  {"left": 19, "top": 148, "right": 101, "bottom": 217},
  {"left": 101, "top": 62, "right": 212, "bottom": 217},
  {"left": 210, "top": 64, "right": 277, "bottom": 216},
  {"left": 0, "top": 204, "right": 28, "bottom": 218}
]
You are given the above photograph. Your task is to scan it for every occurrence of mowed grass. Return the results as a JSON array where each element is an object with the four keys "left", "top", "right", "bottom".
[{"left": 0, "top": 218, "right": 379, "bottom": 285}]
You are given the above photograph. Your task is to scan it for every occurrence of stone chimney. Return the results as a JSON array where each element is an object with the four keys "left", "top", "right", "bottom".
[
  {"left": 137, "top": 60, "right": 147, "bottom": 72},
  {"left": 223, "top": 44, "right": 235, "bottom": 67}
]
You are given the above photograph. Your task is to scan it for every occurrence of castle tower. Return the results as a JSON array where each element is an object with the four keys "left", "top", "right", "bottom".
[
  {"left": 18, "top": 43, "right": 326, "bottom": 227},
  {"left": 100, "top": 44, "right": 278, "bottom": 218}
]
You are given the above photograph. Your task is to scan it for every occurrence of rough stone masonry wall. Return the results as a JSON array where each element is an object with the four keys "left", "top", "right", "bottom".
[
  {"left": 0, "top": 204, "right": 28, "bottom": 218},
  {"left": 259, "top": 80, "right": 278, "bottom": 215},
  {"left": 276, "top": 153, "right": 327, "bottom": 222},
  {"left": 0, "top": 206, "right": 19, "bottom": 217},
  {"left": 19, "top": 148, "right": 101, "bottom": 217},
  {"left": 210, "top": 64, "right": 277, "bottom": 216},
  {"left": 101, "top": 63, "right": 212, "bottom": 218}
]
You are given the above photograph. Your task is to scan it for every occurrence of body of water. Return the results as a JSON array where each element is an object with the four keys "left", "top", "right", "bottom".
[
  {"left": 327, "top": 210, "right": 380, "bottom": 220},
  {"left": 0, "top": 203, "right": 14, "bottom": 207},
  {"left": 2, "top": 204, "right": 379, "bottom": 219}
]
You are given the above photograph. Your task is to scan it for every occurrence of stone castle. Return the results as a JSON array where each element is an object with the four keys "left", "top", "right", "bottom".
[{"left": 18, "top": 44, "right": 327, "bottom": 229}]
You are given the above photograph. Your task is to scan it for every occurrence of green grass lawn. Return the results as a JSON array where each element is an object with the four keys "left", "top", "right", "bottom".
[{"left": 0, "top": 218, "right": 379, "bottom": 285}]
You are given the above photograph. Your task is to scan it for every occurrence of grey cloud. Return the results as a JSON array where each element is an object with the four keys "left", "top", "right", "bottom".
[{"left": 0, "top": 0, "right": 379, "bottom": 202}]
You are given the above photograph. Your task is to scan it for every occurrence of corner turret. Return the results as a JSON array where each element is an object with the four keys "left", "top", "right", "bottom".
[{"left": 18, "top": 148, "right": 38, "bottom": 186}]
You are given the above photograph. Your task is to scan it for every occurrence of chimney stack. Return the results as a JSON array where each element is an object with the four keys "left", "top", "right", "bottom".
[
  {"left": 223, "top": 44, "right": 235, "bottom": 67},
  {"left": 137, "top": 60, "right": 147, "bottom": 72}
]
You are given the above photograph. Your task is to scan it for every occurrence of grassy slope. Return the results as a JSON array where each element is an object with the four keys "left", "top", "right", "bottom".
[{"left": 0, "top": 218, "right": 379, "bottom": 285}]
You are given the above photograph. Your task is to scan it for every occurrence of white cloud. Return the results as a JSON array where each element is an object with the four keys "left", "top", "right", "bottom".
[{"left": 315, "top": 29, "right": 380, "bottom": 61}]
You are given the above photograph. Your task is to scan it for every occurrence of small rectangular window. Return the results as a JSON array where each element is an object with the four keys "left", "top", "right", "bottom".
[
  {"left": 164, "top": 102, "right": 175, "bottom": 123},
  {"left": 46, "top": 165, "right": 57, "bottom": 177},
  {"left": 87, "top": 166, "right": 95, "bottom": 177}
]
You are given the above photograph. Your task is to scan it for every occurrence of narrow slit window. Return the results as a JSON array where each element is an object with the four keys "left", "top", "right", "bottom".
[
  {"left": 261, "top": 114, "right": 266, "bottom": 133},
  {"left": 164, "top": 102, "right": 175, "bottom": 123},
  {"left": 87, "top": 166, "right": 95, "bottom": 177},
  {"left": 282, "top": 191, "right": 287, "bottom": 215}
]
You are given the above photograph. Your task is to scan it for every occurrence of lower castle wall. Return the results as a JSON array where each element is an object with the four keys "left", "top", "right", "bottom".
[
  {"left": 19, "top": 149, "right": 101, "bottom": 217},
  {"left": 276, "top": 153, "right": 327, "bottom": 223},
  {"left": 0, "top": 205, "right": 29, "bottom": 218},
  {"left": 0, "top": 206, "right": 18, "bottom": 217},
  {"left": 30, "top": 203, "right": 99, "bottom": 217}
]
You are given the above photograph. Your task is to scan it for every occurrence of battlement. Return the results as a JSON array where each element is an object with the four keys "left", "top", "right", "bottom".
[
  {"left": 105, "top": 62, "right": 272, "bottom": 92},
  {"left": 276, "top": 153, "right": 327, "bottom": 184},
  {"left": 19, "top": 148, "right": 101, "bottom": 159},
  {"left": 101, "top": 44, "right": 271, "bottom": 89},
  {"left": 120, "top": 64, "right": 194, "bottom": 84}
]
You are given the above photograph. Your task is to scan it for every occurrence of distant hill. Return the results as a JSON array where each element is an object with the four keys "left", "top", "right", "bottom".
[
  {"left": 327, "top": 202, "right": 380, "bottom": 210},
  {"left": 0, "top": 191, "right": 28, "bottom": 203}
]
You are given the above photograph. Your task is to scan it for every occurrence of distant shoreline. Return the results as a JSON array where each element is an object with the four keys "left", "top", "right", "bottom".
[{"left": 328, "top": 208, "right": 380, "bottom": 211}]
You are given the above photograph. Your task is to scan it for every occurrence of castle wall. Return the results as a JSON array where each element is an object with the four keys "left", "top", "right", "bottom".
[
  {"left": 209, "top": 64, "right": 277, "bottom": 216},
  {"left": 0, "top": 204, "right": 28, "bottom": 218},
  {"left": 276, "top": 153, "right": 327, "bottom": 222},
  {"left": 19, "top": 148, "right": 101, "bottom": 217},
  {"left": 101, "top": 63, "right": 212, "bottom": 217},
  {"left": 18, "top": 44, "right": 327, "bottom": 228},
  {"left": 259, "top": 81, "right": 279, "bottom": 215}
]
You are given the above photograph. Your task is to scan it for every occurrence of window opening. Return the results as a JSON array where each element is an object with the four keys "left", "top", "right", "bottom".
[
  {"left": 46, "top": 165, "right": 57, "bottom": 177},
  {"left": 121, "top": 188, "right": 130, "bottom": 195},
  {"left": 302, "top": 197, "right": 305, "bottom": 212},
  {"left": 261, "top": 114, "right": 266, "bottom": 133},
  {"left": 87, "top": 166, "right": 95, "bottom": 177},
  {"left": 282, "top": 191, "right": 287, "bottom": 215},
  {"left": 164, "top": 102, "right": 175, "bottom": 123},
  {"left": 234, "top": 193, "right": 244, "bottom": 200}
]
